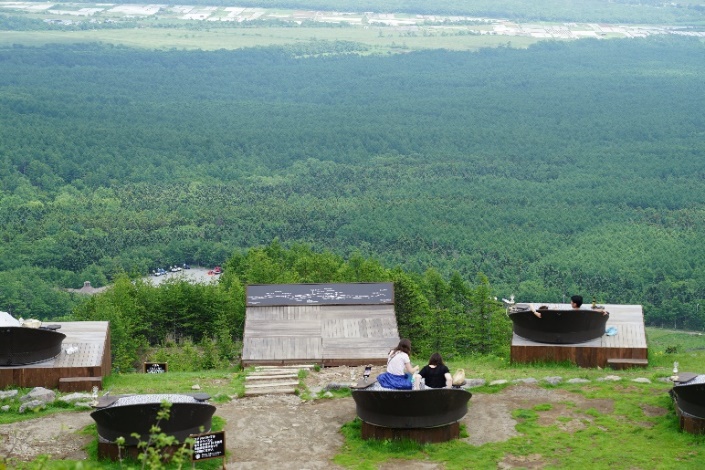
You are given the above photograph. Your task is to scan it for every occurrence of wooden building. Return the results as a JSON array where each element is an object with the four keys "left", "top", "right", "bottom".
[
  {"left": 0, "top": 321, "right": 111, "bottom": 391},
  {"left": 511, "top": 304, "right": 648, "bottom": 368},
  {"left": 242, "top": 283, "right": 400, "bottom": 367}
]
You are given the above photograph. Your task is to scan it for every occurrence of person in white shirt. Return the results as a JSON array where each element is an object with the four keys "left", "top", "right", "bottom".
[{"left": 376, "top": 339, "right": 419, "bottom": 390}]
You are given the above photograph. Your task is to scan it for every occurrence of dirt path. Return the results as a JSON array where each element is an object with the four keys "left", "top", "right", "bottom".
[
  {"left": 0, "top": 368, "right": 627, "bottom": 468},
  {"left": 221, "top": 394, "right": 354, "bottom": 469}
]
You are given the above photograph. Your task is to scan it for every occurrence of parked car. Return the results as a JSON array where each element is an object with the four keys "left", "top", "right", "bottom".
[{"left": 213, "top": 266, "right": 222, "bottom": 275}]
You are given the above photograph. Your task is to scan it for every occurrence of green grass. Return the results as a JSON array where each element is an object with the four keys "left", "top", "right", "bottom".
[
  {"left": 102, "top": 368, "right": 245, "bottom": 399},
  {"left": 330, "top": 328, "right": 705, "bottom": 469},
  {"left": 0, "top": 397, "right": 83, "bottom": 425},
  {"left": 334, "top": 379, "right": 705, "bottom": 469}
]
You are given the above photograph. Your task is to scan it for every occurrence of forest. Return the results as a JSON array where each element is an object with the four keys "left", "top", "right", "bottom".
[
  {"left": 73, "top": 242, "right": 511, "bottom": 370},
  {"left": 1, "top": 36, "right": 704, "bottom": 331}
]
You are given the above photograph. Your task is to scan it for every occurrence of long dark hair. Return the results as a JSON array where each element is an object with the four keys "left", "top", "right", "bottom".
[
  {"left": 391, "top": 338, "right": 411, "bottom": 355},
  {"left": 428, "top": 352, "right": 444, "bottom": 366}
]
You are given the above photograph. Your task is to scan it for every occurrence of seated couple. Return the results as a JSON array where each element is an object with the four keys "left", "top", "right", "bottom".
[{"left": 377, "top": 339, "right": 452, "bottom": 390}]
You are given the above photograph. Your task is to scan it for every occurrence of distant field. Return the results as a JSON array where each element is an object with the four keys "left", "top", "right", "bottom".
[
  {"left": 0, "top": 26, "right": 541, "bottom": 52},
  {"left": 2, "top": 2, "right": 691, "bottom": 51}
]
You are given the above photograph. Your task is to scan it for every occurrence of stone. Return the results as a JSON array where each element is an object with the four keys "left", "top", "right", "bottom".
[
  {"left": 490, "top": 380, "right": 508, "bottom": 386},
  {"left": 75, "top": 402, "right": 95, "bottom": 409},
  {"left": 567, "top": 378, "right": 590, "bottom": 384},
  {"left": 597, "top": 375, "right": 622, "bottom": 382},
  {"left": 60, "top": 392, "right": 93, "bottom": 403},
  {"left": 1, "top": 405, "right": 10, "bottom": 412},
  {"left": 19, "top": 400, "right": 46, "bottom": 413},
  {"left": 20, "top": 387, "right": 56, "bottom": 404},
  {"left": 0, "top": 390, "right": 18, "bottom": 400},
  {"left": 323, "top": 383, "right": 348, "bottom": 391},
  {"left": 191, "top": 384, "right": 201, "bottom": 390},
  {"left": 513, "top": 378, "right": 538, "bottom": 384},
  {"left": 465, "top": 378, "right": 487, "bottom": 388},
  {"left": 544, "top": 376, "right": 563, "bottom": 385},
  {"left": 632, "top": 378, "right": 651, "bottom": 384}
]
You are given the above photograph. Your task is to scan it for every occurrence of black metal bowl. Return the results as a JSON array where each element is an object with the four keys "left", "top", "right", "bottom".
[
  {"left": 90, "top": 394, "right": 217, "bottom": 445},
  {"left": 509, "top": 305, "right": 609, "bottom": 344},
  {"left": 352, "top": 387, "right": 471, "bottom": 428},
  {"left": 671, "top": 373, "right": 705, "bottom": 419},
  {"left": 0, "top": 326, "right": 66, "bottom": 366}
]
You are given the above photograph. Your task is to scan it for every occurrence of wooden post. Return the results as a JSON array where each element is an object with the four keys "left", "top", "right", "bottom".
[{"left": 361, "top": 421, "right": 460, "bottom": 443}]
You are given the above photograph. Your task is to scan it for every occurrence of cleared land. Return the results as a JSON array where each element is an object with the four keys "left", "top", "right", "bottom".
[{"left": 1, "top": 2, "right": 703, "bottom": 51}]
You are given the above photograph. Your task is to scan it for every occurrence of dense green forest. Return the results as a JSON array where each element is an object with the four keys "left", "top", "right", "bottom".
[
  {"left": 1, "top": 36, "right": 704, "bottom": 329},
  {"left": 74, "top": 243, "right": 510, "bottom": 370}
]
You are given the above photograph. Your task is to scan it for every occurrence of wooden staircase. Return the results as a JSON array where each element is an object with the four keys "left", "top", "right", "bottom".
[{"left": 244, "top": 365, "right": 316, "bottom": 396}]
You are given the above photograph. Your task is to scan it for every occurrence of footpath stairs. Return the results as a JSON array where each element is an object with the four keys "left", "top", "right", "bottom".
[{"left": 244, "top": 364, "right": 315, "bottom": 397}]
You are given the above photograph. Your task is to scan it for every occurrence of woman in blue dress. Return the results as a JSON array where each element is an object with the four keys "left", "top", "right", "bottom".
[{"left": 377, "top": 338, "right": 419, "bottom": 390}]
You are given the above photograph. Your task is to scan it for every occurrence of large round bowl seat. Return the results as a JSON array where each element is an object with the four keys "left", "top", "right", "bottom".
[
  {"left": 90, "top": 393, "right": 216, "bottom": 445},
  {"left": 509, "top": 304, "right": 609, "bottom": 344},
  {"left": 352, "top": 386, "right": 471, "bottom": 429},
  {"left": 670, "top": 373, "right": 705, "bottom": 419},
  {"left": 0, "top": 326, "right": 66, "bottom": 366}
]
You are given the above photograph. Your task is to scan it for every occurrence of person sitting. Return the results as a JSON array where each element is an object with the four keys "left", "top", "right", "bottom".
[
  {"left": 531, "top": 295, "right": 607, "bottom": 318},
  {"left": 418, "top": 352, "right": 452, "bottom": 389},
  {"left": 376, "top": 338, "right": 418, "bottom": 390},
  {"left": 570, "top": 295, "right": 584, "bottom": 309}
]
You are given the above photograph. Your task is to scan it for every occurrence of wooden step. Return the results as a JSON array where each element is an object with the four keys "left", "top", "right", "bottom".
[
  {"left": 607, "top": 358, "right": 648, "bottom": 370},
  {"left": 249, "top": 369, "right": 302, "bottom": 376},
  {"left": 244, "top": 387, "right": 297, "bottom": 397},
  {"left": 254, "top": 364, "right": 315, "bottom": 371},
  {"left": 246, "top": 381, "right": 299, "bottom": 389},
  {"left": 246, "top": 374, "right": 298, "bottom": 381}
]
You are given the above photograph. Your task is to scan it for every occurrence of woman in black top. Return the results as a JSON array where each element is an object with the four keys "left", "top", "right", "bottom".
[{"left": 418, "top": 352, "right": 452, "bottom": 389}]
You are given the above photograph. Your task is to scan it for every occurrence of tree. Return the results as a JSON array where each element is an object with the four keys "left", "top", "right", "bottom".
[{"left": 469, "top": 273, "right": 511, "bottom": 356}]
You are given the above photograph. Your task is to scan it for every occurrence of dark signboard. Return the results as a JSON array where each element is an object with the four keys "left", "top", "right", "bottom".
[
  {"left": 247, "top": 282, "right": 394, "bottom": 306},
  {"left": 144, "top": 362, "right": 168, "bottom": 374},
  {"left": 191, "top": 430, "right": 226, "bottom": 461}
]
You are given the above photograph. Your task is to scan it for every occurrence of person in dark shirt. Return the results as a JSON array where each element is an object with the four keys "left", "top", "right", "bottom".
[{"left": 418, "top": 352, "right": 452, "bottom": 389}]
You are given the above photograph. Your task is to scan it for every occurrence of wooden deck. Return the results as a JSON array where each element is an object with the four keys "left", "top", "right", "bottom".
[
  {"left": 0, "top": 321, "right": 111, "bottom": 389},
  {"left": 242, "top": 305, "right": 399, "bottom": 367},
  {"left": 510, "top": 304, "right": 647, "bottom": 368}
]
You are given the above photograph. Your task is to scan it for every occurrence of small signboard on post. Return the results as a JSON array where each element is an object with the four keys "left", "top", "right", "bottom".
[
  {"left": 143, "top": 362, "right": 168, "bottom": 374},
  {"left": 191, "top": 430, "right": 226, "bottom": 465}
]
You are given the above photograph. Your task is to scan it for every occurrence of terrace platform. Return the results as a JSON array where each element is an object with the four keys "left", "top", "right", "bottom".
[
  {"left": 510, "top": 304, "right": 647, "bottom": 368},
  {"left": 0, "top": 321, "right": 111, "bottom": 390}
]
